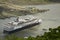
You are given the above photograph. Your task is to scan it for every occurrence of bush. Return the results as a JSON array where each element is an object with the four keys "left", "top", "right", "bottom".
[{"left": 0, "top": 26, "right": 60, "bottom": 40}]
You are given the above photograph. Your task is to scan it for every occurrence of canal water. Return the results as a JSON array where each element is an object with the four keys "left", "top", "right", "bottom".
[{"left": 0, "top": 4, "right": 60, "bottom": 37}]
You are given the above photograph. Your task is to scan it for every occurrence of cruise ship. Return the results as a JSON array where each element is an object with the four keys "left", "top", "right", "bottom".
[{"left": 3, "top": 15, "right": 42, "bottom": 33}]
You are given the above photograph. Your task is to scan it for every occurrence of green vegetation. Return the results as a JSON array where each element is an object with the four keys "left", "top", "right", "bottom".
[
  {"left": 0, "top": 0, "right": 60, "bottom": 5},
  {"left": 0, "top": 26, "right": 60, "bottom": 40}
]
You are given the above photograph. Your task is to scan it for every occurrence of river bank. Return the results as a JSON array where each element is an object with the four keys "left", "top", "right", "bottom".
[{"left": 0, "top": 3, "right": 49, "bottom": 19}]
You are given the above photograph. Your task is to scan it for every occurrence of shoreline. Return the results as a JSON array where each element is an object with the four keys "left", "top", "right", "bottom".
[{"left": 0, "top": 3, "right": 59, "bottom": 19}]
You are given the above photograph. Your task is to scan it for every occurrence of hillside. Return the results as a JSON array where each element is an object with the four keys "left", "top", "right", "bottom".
[
  {"left": 0, "top": 0, "right": 50, "bottom": 5},
  {"left": 0, "top": 0, "right": 60, "bottom": 5}
]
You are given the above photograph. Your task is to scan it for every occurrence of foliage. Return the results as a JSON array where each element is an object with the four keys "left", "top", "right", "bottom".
[
  {"left": 0, "top": 26, "right": 60, "bottom": 40},
  {"left": 0, "top": 0, "right": 60, "bottom": 5},
  {"left": 4, "top": 34, "right": 26, "bottom": 40}
]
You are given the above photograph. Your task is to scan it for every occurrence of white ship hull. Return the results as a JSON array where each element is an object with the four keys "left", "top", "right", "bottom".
[{"left": 3, "top": 19, "right": 42, "bottom": 33}]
